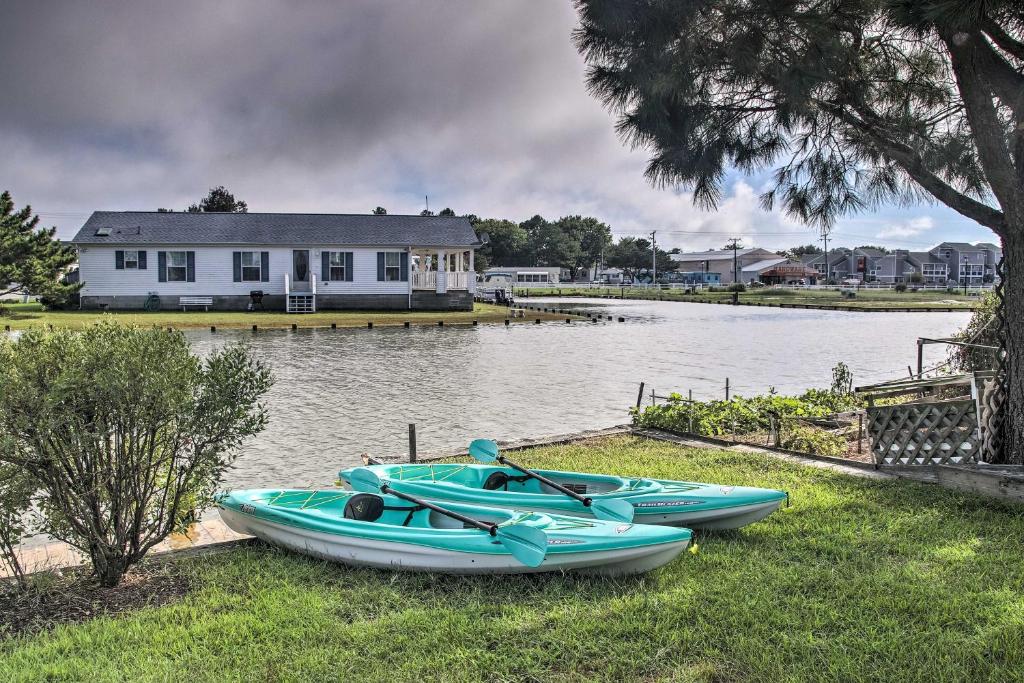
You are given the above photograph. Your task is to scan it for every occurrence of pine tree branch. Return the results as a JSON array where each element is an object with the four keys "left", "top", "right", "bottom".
[
  {"left": 983, "top": 19, "right": 1024, "bottom": 63},
  {"left": 818, "top": 100, "right": 1007, "bottom": 234},
  {"left": 944, "top": 32, "right": 1022, "bottom": 221}
]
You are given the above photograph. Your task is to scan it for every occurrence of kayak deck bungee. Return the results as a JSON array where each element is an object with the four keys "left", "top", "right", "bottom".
[
  {"left": 339, "top": 463, "right": 787, "bottom": 530},
  {"left": 216, "top": 488, "right": 691, "bottom": 575}
]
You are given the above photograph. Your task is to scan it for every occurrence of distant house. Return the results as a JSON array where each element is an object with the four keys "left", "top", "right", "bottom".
[
  {"left": 71, "top": 212, "right": 480, "bottom": 311},
  {"left": 670, "top": 248, "right": 781, "bottom": 284},
  {"left": 799, "top": 242, "right": 1002, "bottom": 285},
  {"left": 481, "top": 266, "right": 560, "bottom": 285},
  {"left": 931, "top": 242, "right": 1001, "bottom": 285}
]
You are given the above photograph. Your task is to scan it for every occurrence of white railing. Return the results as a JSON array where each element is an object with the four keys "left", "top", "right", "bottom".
[
  {"left": 412, "top": 271, "right": 437, "bottom": 290},
  {"left": 446, "top": 271, "right": 470, "bottom": 290}
]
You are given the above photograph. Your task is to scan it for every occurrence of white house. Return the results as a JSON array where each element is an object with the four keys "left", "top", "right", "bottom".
[{"left": 71, "top": 212, "right": 479, "bottom": 312}]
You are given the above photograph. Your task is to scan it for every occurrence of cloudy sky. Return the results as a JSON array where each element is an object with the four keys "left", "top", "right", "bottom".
[{"left": 1, "top": 0, "right": 996, "bottom": 251}]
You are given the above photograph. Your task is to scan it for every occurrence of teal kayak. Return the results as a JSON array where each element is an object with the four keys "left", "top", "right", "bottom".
[
  {"left": 339, "top": 463, "right": 787, "bottom": 530},
  {"left": 217, "top": 488, "right": 692, "bottom": 575}
]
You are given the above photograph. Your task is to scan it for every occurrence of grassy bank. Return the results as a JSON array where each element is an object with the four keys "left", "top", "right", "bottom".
[
  {"left": 519, "top": 286, "right": 982, "bottom": 310},
  {"left": 2, "top": 435, "right": 1021, "bottom": 681},
  {"left": 0, "top": 302, "right": 562, "bottom": 330}
]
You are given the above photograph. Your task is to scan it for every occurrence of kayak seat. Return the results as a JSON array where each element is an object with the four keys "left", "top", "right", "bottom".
[
  {"left": 482, "top": 472, "right": 531, "bottom": 491},
  {"left": 344, "top": 494, "right": 385, "bottom": 522},
  {"left": 344, "top": 494, "right": 426, "bottom": 527}
]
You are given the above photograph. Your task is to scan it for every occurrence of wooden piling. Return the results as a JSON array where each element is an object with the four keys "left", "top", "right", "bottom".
[
  {"left": 291, "top": 323, "right": 297, "bottom": 331},
  {"left": 636, "top": 382, "right": 646, "bottom": 408},
  {"left": 252, "top": 324, "right": 257, "bottom": 332},
  {"left": 408, "top": 423, "right": 417, "bottom": 463},
  {"left": 367, "top": 322, "right": 373, "bottom": 329},
  {"left": 210, "top": 326, "right": 216, "bottom": 332},
  {"left": 404, "top": 321, "right": 410, "bottom": 328},
  {"left": 725, "top": 377, "right": 730, "bottom": 401},
  {"left": 331, "top": 323, "right": 337, "bottom": 329}
]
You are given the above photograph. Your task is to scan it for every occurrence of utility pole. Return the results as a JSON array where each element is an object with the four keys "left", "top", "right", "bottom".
[
  {"left": 650, "top": 231, "right": 657, "bottom": 284},
  {"left": 821, "top": 227, "right": 831, "bottom": 284},
  {"left": 726, "top": 238, "right": 742, "bottom": 285}
]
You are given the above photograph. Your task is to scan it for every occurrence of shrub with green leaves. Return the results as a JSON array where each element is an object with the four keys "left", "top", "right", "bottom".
[
  {"left": 0, "top": 322, "right": 273, "bottom": 587},
  {"left": 779, "top": 424, "right": 847, "bottom": 457},
  {"left": 632, "top": 388, "right": 862, "bottom": 438},
  {"left": 0, "top": 462, "right": 36, "bottom": 590},
  {"left": 949, "top": 291, "right": 999, "bottom": 372}
]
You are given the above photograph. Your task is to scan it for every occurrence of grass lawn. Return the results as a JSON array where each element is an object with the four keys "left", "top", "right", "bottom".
[
  {"left": 2, "top": 436, "right": 1022, "bottom": 681},
  {"left": 520, "top": 286, "right": 983, "bottom": 310},
  {"left": 0, "top": 302, "right": 563, "bottom": 330}
]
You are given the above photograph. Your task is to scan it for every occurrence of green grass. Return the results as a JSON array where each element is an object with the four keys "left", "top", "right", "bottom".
[
  {"left": 0, "top": 302, "right": 561, "bottom": 330},
  {"left": 520, "top": 286, "right": 983, "bottom": 310},
  {"left": 2, "top": 435, "right": 1022, "bottom": 682}
]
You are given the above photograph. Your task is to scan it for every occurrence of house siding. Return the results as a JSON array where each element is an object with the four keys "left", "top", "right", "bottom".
[{"left": 77, "top": 245, "right": 444, "bottom": 309}]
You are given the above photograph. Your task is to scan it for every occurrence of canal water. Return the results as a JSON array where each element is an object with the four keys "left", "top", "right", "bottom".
[{"left": 184, "top": 298, "right": 971, "bottom": 488}]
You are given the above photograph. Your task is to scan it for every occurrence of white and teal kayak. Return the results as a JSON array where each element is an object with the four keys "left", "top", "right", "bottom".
[
  {"left": 217, "top": 485, "right": 692, "bottom": 576},
  {"left": 339, "top": 449, "right": 787, "bottom": 531}
]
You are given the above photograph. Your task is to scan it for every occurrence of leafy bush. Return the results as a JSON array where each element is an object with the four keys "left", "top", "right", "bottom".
[
  {"left": 632, "top": 388, "right": 862, "bottom": 437},
  {"left": 728, "top": 283, "right": 746, "bottom": 292},
  {"left": 0, "top": 463, "right": 35, "bottom": 590},
  {"left": 779, "top": 424, "right": 847, "bottom": 456},
  {"left": 949, "top": 291, "right": 999, "bottom": 372},
  {"left": 0, "top": 322, "right": 273, "bottom": 586},
  {"left": 894, "top": 283, "right": 907, "bottom": 293}
]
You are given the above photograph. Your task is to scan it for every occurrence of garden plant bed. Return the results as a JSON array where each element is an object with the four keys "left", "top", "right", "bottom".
[
  {"left": 1, "top": 435, "right": 1022, "bottom": 681},
  {"left": 0, "top": 560, "right": 193, "bottom": 638}
]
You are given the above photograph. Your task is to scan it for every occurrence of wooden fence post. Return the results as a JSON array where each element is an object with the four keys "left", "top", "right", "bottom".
[
  {"left": 636, "top": 382, "right": 645, "bottom": 409},
  {"left": 408, "top": 423, "right": 417, "bottom": 463},
  {"left": 725, "top": 377, "right": 730, "bottom": 401},
  {"left": 858, "top": 413, "right": 864, "bottom": 454}
]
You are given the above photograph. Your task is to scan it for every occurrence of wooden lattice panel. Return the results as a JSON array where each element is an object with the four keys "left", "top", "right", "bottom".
[{"left": 867, "top": 399, "right": 980, "bottom": 465}]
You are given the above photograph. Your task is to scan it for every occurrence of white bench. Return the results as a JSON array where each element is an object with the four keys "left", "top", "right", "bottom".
[{"left": 179, "top": 296, "right": 214, "bottom": 311}]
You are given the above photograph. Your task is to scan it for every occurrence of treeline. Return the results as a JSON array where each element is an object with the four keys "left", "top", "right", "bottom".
[{"left": 458, "top": 213, "right": 678, "bottom": 280}]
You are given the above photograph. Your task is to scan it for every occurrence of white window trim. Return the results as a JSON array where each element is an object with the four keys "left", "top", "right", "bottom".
[
  {"left": 123, "top": 250, "right": 140, "bottom": 269},
  {"left": 329, "top": 251, "right": 348, "bottom": 281},
  {"left": 384, "top": 251, "right": 402, "bottom": 281},
  {"left": 167, "top": 251, "right": 188, "bottom": 282},
  {"left": 240, "top": 251, "right": 262, "bottom": 282}
]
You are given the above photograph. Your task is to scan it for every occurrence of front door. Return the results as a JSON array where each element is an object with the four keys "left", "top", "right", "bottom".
[{"left": 292, "top": 250, "right": 310, "bottom": 289}]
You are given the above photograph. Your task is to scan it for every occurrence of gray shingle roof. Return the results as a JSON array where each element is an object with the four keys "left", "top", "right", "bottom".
[{"left": 71, "top": 212, "right": 480, "bottom": 247}]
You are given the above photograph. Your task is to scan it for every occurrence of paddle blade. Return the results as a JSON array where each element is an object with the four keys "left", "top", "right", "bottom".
[
  {"left": 495, "top": 524, "right": 548, "bottom": 568},
  {"left": 590, "top": 498, "right": 635, "bottom": 523},
  {"left": 468, "top": 438, "right": 500, "bottom": 463},
  {"left": 349, "top": 467, "right": 383, "bottom": 493}
]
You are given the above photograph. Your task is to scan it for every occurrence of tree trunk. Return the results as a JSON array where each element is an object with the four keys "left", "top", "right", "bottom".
[
  {"left": 1000, "top": 228, "right": 1024, "bottom": 464},
  {"left": 90, "top": 546, "right": 130, "bottom": 588}
]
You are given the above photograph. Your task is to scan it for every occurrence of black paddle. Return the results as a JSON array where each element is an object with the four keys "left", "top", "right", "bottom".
[
  {"left": 468, "top": 439, "right": 635, "bottom": 523},
  {"left": 348, "top": 467, "right": 548, "bottom": 568}
]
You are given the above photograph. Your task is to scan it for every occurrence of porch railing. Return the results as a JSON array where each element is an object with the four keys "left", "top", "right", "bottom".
[
  {"left": 412, "top": 272, "right": 437, "bottom": 290},
  {"left": 446, "top": 271, "right": 469, "bottom": 290}
]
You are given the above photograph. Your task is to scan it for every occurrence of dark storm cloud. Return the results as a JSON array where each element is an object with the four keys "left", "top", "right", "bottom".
[{"left": 0, "top": 1, "right": 985, "bottom": 247}]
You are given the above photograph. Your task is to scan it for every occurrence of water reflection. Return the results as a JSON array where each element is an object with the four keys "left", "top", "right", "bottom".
[{"left": 183, "top": 298, "right": 969, "bottom": 487}]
